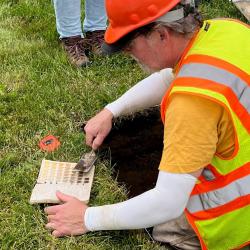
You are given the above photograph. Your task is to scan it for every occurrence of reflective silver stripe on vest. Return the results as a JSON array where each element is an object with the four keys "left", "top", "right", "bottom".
[
  {"left": 177, "top": 63, "right": 250, "bottom": 113},
  {"left": 187, "top": 174, "right": 250, "bottom": 213},
  {"left": 203, "top": 168, "right": 216, "bottom": 181}
]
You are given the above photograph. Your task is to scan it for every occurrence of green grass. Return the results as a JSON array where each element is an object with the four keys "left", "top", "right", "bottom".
[{"left": 0, "top": 0, "right": 247, "bottom": 249}]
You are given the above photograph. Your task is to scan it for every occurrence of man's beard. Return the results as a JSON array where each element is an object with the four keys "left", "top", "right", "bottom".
[
  {"left": 130, "top": 55, "right": 157, "bottom": 74},
  {"left": 138, "top": 62, "right": 156, "bottom": 74}
]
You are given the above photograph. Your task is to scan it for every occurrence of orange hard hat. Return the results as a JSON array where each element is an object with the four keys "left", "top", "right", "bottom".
[{"left": 105, "top": 0, "right": 181, "bottom": 44}]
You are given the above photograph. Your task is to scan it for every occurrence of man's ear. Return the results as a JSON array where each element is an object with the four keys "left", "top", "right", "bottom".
[{"left": 157, "top": 26, "right": 170, "bottom": 42}]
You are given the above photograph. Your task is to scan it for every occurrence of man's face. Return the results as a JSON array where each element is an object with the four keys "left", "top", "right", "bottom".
[{"left": 124, "top": 29, "right": 172, "bottom": 73}]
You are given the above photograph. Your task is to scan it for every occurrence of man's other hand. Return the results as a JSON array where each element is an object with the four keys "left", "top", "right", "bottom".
[
  {"left": 84, "top": 108, "right": 113, "bottom": 150},
  {"left": 44, "top": 191, "right": 88, "bottom": 237}
]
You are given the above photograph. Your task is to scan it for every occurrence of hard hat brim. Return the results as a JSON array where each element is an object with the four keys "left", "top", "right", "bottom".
[
  {"left": 101, "top": 41, "right": 123, "bottom": 55},
  {"left": 101, "top": 31, "right": 134, "bottom": 55}
]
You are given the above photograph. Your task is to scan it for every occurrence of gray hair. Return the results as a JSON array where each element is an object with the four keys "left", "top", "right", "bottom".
[
  {"left": 156, "top": 15, "right": 201, "bottom": 35},
  {"left": 155, "top": 0, "right": 203, "bottom": 35}
]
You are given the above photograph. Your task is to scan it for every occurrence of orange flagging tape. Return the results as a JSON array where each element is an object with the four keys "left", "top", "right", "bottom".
[{"left": 39, "top": 135, "right": 61, "bottom": 152}]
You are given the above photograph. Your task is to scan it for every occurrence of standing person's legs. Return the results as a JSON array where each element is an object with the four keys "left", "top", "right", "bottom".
[
  {"left": 53, "top": 0, "right": 89, "bottom": 67},
  {"left": 83, "top": 0, "right": 107, "bottom": 32},
  {"left": 83, "top": 0, "right": 107, "bottom": 55},
  {"left": 53, "top": 0, "right": 82, "bottom": 39}
]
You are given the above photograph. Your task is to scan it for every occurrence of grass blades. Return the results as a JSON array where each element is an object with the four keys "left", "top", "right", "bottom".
[{"left": 0, "top": 0, "right": 245, "bottom": 249}]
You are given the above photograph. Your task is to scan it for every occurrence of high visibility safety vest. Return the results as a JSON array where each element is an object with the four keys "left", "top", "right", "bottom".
[{"left": 161, "top": 19, "right": 250, "bottom": 250}]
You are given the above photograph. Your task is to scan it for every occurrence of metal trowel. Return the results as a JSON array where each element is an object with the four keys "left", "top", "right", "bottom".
[{"left": 74, "top": 149, "right": 98, "bottom": 172}]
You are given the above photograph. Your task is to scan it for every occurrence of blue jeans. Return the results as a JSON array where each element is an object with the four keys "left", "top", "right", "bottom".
[{"left": 53, "top": 0, "right": 107, "bottom": 38}]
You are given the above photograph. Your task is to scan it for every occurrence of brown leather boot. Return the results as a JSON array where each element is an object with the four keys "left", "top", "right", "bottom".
[
  {"left": 61, "top": 35, "right": 90, "bottom": 67},
  {"left": 84, "top": 30, "right": 105, "bottom": 55}
]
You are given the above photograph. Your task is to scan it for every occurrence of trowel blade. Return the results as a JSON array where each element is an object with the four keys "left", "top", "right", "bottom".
[{"left": 74, "top": 150, "right": 97, "bottom": 172}]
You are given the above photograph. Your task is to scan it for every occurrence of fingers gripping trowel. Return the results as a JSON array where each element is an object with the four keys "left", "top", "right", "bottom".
[{"left": 74, "top": 149, "right": 98, "bottom": 172}]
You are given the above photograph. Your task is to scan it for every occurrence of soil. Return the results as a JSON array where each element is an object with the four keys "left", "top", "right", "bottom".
[{"left": 101, "top": 107, "right": 164, "bottom": 197}]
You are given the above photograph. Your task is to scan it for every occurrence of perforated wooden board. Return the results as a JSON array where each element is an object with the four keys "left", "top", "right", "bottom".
[{"left": 30, "top": 159, "right": 95, "bottom": 204}]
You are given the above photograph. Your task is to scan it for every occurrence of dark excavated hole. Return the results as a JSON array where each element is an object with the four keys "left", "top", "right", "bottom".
[{"left": 100, "top": 107, "right": 164, "bottom": 198}]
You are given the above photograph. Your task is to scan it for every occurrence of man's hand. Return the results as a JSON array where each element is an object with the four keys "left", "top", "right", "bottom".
[
  {"left": 84, "top": 108, "right": 113, "bottom": 150},
  {"left": 44, "top": 191, "right": 88, "bottom": 237}
]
